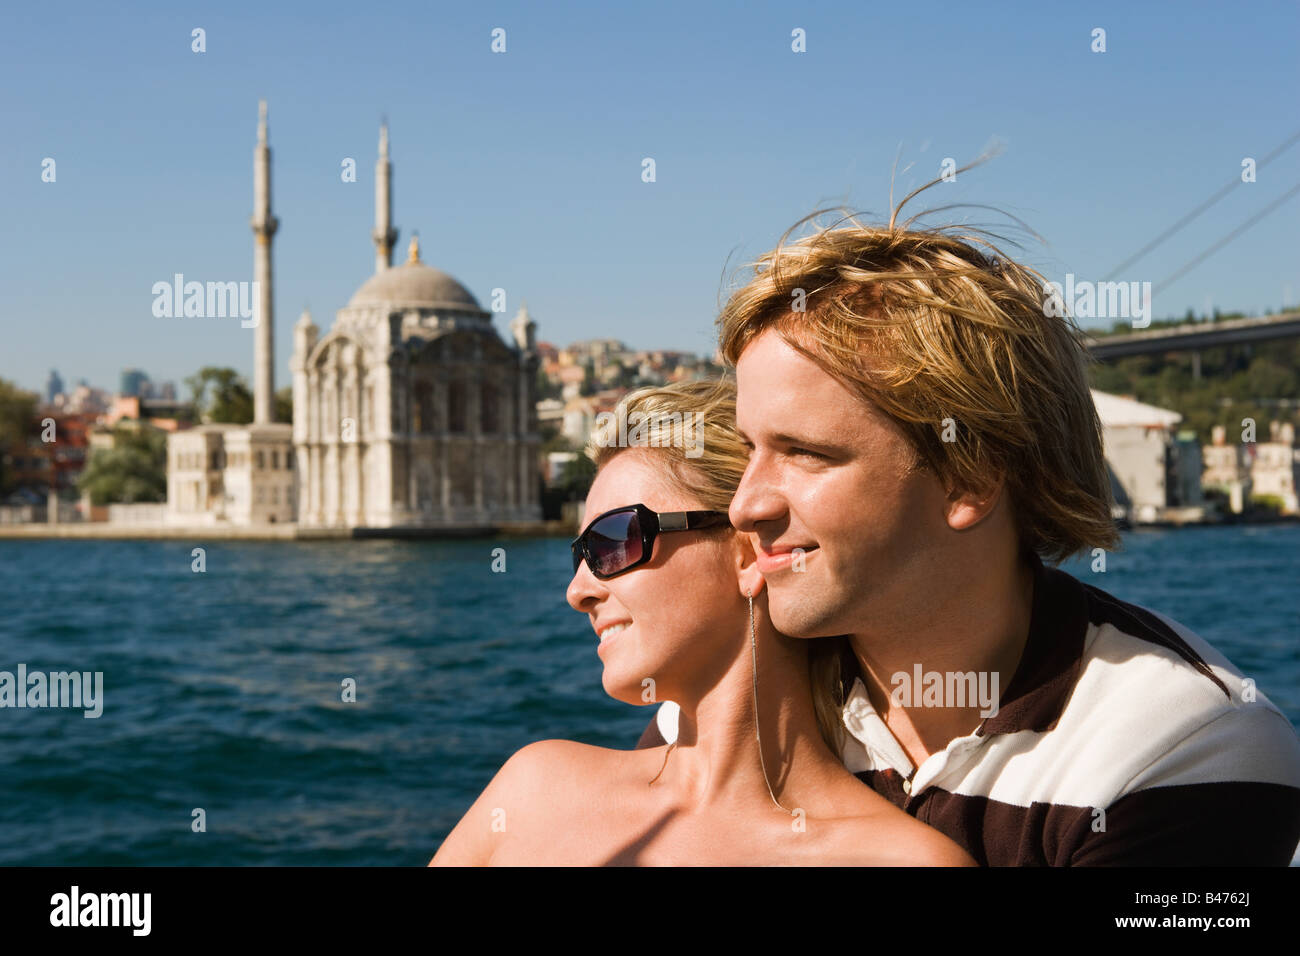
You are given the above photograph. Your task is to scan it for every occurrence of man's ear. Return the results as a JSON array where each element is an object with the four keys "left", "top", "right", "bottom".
[
  {"left": 944, "top": 472, "right": 1005, "bottom": 532},
  {"left": 734, "top": 533, "right": 767, "bottom": 598}
]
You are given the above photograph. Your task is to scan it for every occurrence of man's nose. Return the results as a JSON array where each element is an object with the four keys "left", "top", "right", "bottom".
[{"left": 729, "top": 454, "right": 787, "bottom": 532}]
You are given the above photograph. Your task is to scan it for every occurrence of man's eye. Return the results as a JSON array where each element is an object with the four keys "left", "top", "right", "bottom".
[{"left": 790, "top": 447, "right": 823, "bottom": 459}]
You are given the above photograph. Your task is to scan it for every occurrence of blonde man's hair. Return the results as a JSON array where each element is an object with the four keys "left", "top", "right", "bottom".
[
  {"left": 715, "top": 166, "right": 1121, "bottom": 753},
  {"left": 586, "top": 378, "right": 848, "bottom": 756},
  {"left": 716, "top": 174, "right": 1119, "bottom": 566}
]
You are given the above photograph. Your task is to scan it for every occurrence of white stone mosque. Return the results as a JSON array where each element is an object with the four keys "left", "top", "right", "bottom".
[{"left": 167, "top": 102, "right": 543, "bottom": 530}]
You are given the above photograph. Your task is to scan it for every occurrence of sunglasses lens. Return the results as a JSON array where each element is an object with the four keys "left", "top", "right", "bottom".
[{"left": 586, "top": 509, "right": 643, "bottom": 577}]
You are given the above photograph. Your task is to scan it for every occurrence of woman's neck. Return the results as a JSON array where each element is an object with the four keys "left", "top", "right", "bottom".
[{"left": 651, "top": 619, "right": 852, "bottom": 817}]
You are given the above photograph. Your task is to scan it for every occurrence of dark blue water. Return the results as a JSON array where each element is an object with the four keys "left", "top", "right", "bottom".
[{"left": 1, "top": 525, "right": 1297, "bottom": 865}]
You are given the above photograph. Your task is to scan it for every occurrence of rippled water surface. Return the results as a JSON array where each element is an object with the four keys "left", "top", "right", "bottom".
[{"left": 1, "top": 525, "right": 1296, "bottom": 865}]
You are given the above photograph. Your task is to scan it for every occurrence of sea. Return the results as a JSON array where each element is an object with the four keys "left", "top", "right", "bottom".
[{"left": 1, "top": 523, "right": 1297, "bottom": 866}]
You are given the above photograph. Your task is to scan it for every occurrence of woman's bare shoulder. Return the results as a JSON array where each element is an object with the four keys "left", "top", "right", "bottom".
[
  {"left": 430, "top": 739, "right": 631, "bottom": 866},
  {"left": 504, "top": 738, "right": 625, "bottom": 784},
  {"left": 492, "top": 738, "right": 653, "bottom": 812}
]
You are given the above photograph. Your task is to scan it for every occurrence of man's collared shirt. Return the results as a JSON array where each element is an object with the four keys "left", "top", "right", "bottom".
[{"left": 837, "top": 553, "right": 1300, "bottom": 865}]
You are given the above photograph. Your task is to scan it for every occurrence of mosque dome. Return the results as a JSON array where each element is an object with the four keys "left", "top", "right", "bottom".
[{"left": 346, "top": 236, "right": 483, "bottom": 312}]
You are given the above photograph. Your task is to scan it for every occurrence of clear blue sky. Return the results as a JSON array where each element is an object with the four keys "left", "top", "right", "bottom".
[{"left": 2, "top": 0, "right": 1297, "bottom": 396}]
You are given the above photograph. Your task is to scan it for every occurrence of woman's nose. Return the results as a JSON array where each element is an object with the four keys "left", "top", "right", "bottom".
[{"left": 566, "top": 558, "right": 606, "bottom": 612}]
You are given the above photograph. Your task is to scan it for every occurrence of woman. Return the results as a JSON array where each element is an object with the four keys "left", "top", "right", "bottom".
[{"left": 431, "top": 379, "right": 975, "bottom": 865}]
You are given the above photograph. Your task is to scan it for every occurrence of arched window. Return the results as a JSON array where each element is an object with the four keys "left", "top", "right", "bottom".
[
  {"left": 481, "top": 384, "right": 498, "bottom": 434},
  {"left": 414, "top": 382, "right": 433, "bottom": 434},
  {"left": 448, "top": 382, "right": 466, "bottom": 433}
]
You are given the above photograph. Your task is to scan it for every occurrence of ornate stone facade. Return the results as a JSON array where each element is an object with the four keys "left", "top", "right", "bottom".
[
  {"left": 290, "top": 127, "right": 542, "bottom": 529},
  {"left": 166, "top": 106, "right": 542, "bottom": 531}
]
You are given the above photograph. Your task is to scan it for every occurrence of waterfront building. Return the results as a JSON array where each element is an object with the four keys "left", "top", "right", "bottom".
[
  {"left": 167, "top": 423, "right": 296, "bottom": 525},
  {"left": 1092, "top": 390, "right": 1203, "bottom": 523},
  {"left": 289, "top": 124, "right": 543, "bottom": 529},
  {"left": 1203, "top": 424, "right": 1251, "bottom": 513},
  {"left": 164, "top": 101, "right": 294, "bottom": 528},
  {"left": 163, "top": 103, "right": 543, "bottom": 531},
  {"left": 1249, "top": 422, "right": 1300, "bottom": 514}
]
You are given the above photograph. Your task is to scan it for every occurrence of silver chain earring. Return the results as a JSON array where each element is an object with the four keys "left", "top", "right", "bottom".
[{"left": 749, "top": 589, "right": 787, "bottom": 812}]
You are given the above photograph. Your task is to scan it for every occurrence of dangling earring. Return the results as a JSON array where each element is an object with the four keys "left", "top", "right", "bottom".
[{"left": 749, "top": 588, "right": 787, "bottom": 812}]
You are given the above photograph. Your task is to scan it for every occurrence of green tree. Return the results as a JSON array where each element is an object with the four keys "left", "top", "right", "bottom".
[
  {"left": 185, "top": 367, "right": 253, "bottom": 424},
  {"left": 542, "top": 433, "right": 576, "bottom": 456},
  {"left": 77, "top": 425, "right": 168, "bottom": 505},
  {"left": 557, "top": 453, "right": 597, "bottom": 500},
  {"left": 0, "top": 378, "right": 39, "bottom": 495},
  {"left": 535, "top": 366, "right": 561, "bottom": 401},
  {"left": 275, "top": 385, "right": 293, "bottom": 424}
]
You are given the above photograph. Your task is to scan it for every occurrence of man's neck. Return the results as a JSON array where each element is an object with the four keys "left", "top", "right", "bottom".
[{"left": 850, "top": 553, "right": 1037, "bottom": 771}]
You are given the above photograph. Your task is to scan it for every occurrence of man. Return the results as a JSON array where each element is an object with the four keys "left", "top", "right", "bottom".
[{"left": 640, "top": 199, "right": 1300, "bottom": 865}]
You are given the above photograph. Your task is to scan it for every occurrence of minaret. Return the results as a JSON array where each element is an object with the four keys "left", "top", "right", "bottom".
[
  {"left": 251, "top": 99, "right": 279, "bottom": 424},
  {"left": 510, "top": 299, "right": 537, "bottom": 351},
  {"left": 372, "top": 121, "right": 397, "bottom": 273}
]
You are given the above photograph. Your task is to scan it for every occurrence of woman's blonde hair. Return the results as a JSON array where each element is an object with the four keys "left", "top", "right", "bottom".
[{"left": 586, "top": 377, "right": 850, "bottom": 756}]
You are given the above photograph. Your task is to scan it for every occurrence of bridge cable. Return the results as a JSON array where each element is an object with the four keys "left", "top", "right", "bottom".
[
  {"left": 1152, "top": 180, "right": 1300, "bottom": 296},
  {"left": 1104, "top": 128, "right": 1300, "bottom": 281}
]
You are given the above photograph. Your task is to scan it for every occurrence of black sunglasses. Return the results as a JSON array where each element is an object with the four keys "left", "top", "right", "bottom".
[{"left": 570, "top": 503, "right": 732, "bottom": 579}]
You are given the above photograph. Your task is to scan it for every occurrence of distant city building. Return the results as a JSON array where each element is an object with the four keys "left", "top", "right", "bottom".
[
  {"left": 45, "top": 369, "right": 64, "bottom": 406},
  {"left": 104, "top": 395, "right": 192, "bottom": 431},
  {"left": 536, "top": 398, "right": 565, "bottom": 432},
  {"left": 559, "top": 390, "right": 624, "bottom": 448},
  {"left": 54, "top": 383, "right": 110, "bottom": 415},
  {"left": 3, "top": 411, "right": 95, "bottom": 495},
  {"left": 1249, "top": 422, "right": 1300, "bottom": 514},
  {"left": 158, "top": 381, "right": 177, "bottom": 401},
  {"left": 545, "top": 451, "right": 579, "bottom": 485},
  {"left": 1202, "top": 421, "right": 1299, "bottom": 515},
  {"left": 1202, "top": 424, "right": 1251, "bottom": 513},
  {"left": 119, "top": 368, "right": 150, "bottom": 398},
  {"left": 1092, "top": 390, "right": 1203, "bottom": 523}
]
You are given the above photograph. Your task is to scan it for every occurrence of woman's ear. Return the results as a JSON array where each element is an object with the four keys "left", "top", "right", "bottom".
[{"left": 734, "top": 533, "right": 766, "bottom": 599}]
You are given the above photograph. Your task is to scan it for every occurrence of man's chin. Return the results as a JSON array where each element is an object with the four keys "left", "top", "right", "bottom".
[{"left": 767, "top": 590, "right": 843, "bottom": 640}]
